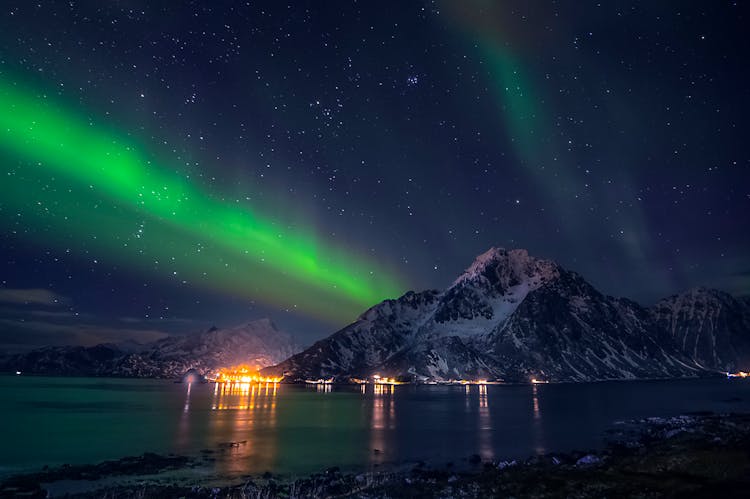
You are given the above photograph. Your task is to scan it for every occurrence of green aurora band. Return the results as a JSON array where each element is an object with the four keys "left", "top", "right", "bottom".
[
  {"left": 0, "top": 78, "right": 406, "bottom": 322},
  {"left": 441, "top": 1, "right": 607, "bottom": 249}
]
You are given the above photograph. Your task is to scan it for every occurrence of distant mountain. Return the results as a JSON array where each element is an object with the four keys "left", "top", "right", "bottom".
[
  {"left": 0, "top": 319, "right": 298, "bottom": 378},
  {"left": 0, "top": 344, "right": 122, "bottom": 377},
  {"left": 263, "top": 248, "right": 750, "bottom": 382},
  {"left": 652, "top": 288, "right": 750, "bottom": 372}
]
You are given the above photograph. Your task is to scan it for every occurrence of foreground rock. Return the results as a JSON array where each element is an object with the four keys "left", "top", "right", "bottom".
[
  {"left": 3, "top": 412, "right": 750, "bottom": 498},
  {"left": 0, "top": 453, "right": 194, "bottom": 498}
]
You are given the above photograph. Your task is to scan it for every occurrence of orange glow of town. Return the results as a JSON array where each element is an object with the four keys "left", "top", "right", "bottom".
[{"left": 213, "top": 365, "right": 283, "bottom": 384}]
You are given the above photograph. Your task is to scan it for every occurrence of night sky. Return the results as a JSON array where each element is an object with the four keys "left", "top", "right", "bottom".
[{"left": 0, "top": 1, "right": 748, "bottom": 350}]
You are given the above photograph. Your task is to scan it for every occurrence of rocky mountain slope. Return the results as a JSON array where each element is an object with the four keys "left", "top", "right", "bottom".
[
  {"left": 263, "top": 248, "right": 749, "bottom": 382},
  {"left": 0, "top": 318, "right": 297, "bottom": 378},
  {"left": 652, "top": 287, "right": 750, "bottom": 372}
]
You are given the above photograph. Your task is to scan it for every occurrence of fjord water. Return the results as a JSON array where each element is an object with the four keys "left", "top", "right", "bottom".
[{"left": 2, "top": 376, "right": 750, "bottom": 479}]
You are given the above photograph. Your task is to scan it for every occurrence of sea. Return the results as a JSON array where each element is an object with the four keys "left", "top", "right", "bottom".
[{"left": 2, "top": 375, "right": 749, "bottom": 480}]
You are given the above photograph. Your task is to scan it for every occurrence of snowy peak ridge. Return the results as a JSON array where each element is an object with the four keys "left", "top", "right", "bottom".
[
  {"left": 451, "top": 247, "right": 560, "bottom": 293},
  {"left": 266, "top": 246, "right": 750, "bottom": 382},
  {"left": 356, "top": 289, "right": 440, "bottom": 322},
  {"left": 453, "top": 247, "right": 518, "bottom": 285}
]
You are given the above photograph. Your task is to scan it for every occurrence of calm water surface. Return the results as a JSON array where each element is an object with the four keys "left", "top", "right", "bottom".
[{"left": 1, "top": 376, "right": 749, "bottom": 478}]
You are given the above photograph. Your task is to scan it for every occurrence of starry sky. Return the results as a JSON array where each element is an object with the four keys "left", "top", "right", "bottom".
[{"left": 0, "top": 1, "right": 748, "bottom": 351}]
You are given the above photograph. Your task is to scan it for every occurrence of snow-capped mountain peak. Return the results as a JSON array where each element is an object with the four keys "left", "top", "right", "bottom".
[
  {"left": 451, "top": 247, "right": 559, "bottom": 291},
  {"left": 265, "top": 247, "right": 750, "bottom": 382},
  {"left": 432, "top": 248, "right": 561, "bottom": 330}
]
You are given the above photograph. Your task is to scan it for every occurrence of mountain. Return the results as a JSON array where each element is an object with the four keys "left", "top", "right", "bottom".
[
  {"left": 0, "top": 344, "right": 122, "bottom": 377},
  {"left": 263, "top": 248, "right": 749, "bottom": 382},
  {"left": 0, "top": 319, "right": 298, "bottom": 378},
  {"left": 652, "top": 288, "right": 750, "bottom": 372}
]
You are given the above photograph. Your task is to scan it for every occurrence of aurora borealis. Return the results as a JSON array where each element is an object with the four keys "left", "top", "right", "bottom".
[
  {"left": 0, "top": 1, "right": 748, "bottom": 348},
  {"left": 0, "top": 77, "right": 405, "bottom": 322}
]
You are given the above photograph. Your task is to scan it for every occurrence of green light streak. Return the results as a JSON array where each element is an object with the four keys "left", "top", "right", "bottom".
[
  {"left": 0, "top": 78, "right": 405, "bottom": 322},
  {"left": 479, "top": 45, "right": 541, "bottom": 165},
  {"left": 475, "top": 36, "right": 654, "bottom": 265},
  {"left": 478, "top": 43, "right": 583, "bottom": 211}
]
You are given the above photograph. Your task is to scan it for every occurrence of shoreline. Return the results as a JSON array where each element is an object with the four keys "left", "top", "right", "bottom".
[
  {"left": 1, "top": 370, "right": 727, "bottom": 384},
  {"left": 3, "top": 411, "right": 750, "bottom": 498}
]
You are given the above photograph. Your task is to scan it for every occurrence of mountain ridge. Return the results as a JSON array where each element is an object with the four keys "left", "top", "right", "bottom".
[
  {"left": 3, "top": 248, "right": 747, "bottom": 382},
  {"left": 0, "top": 319, "right": 298, "bottom": 378},
  {"left": 262, "top": 248, "right": 749, "bottom": 382}
]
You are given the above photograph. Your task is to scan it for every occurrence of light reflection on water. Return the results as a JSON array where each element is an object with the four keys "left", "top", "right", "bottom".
[
  {"left": 193, "top": 381, "right": 281, "bottom": 475},
  {"left": 188, "top": 381, "right": 498, "bottom": 474},
  {"left": 210, "top": 381, "right": 279, "bottom": 411},
  {"left": 4, "top": 376, "right": 750, "bottom": 478},
  {"left": 477, "top": 384, "right": 493, "bottom": 460},
  {"left": 531, "top": 383, "right": 545, "bottom": 454},
  {"left": 370, "top": 383, "right": 395, "bottom": 465}
]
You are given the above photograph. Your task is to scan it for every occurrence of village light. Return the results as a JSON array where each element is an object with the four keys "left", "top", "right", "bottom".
[{"left": 214, "top": 364, "right": 283, "bottom": 384}]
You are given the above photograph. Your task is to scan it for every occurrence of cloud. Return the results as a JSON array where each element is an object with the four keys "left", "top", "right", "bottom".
[
  {"left": 28, "top": 310, "right": 94, "bottom": 320},
  {"left": 0, "top": 319, "right": 169, "bottom": 348},
  {"left": 0, "top": 288, "right": 69, "bottom": 306},
  {"left": 117, "top": 316, "right": 199, "bottom": 325}
]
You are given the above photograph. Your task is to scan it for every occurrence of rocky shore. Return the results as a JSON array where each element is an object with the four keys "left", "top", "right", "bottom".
[{"left": 3, "top": 412, "right": 750, "bottom": 498}]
